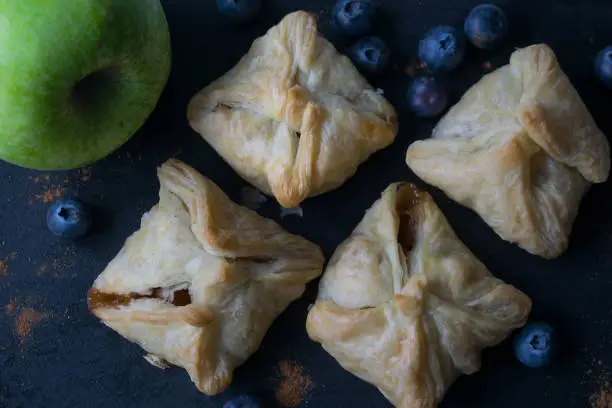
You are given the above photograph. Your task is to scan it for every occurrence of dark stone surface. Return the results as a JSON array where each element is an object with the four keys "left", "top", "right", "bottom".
[{"left": 1, "top": 0, "right": 612, "bottom": 407}]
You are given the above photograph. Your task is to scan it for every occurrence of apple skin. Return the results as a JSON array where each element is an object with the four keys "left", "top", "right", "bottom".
[{"left": 0, "top": 0, "right": 171, "bottom": 170}]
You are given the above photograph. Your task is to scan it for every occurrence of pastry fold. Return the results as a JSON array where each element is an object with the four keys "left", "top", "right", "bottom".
[
  {"left": 306, "top": 183, "right": 531, "bottom": 408},
  {"left": 406, "top": 44, "right": 610, "bottom": 258},
  {"left": 188, "top": 11, "right": 398, "bottom": 208},
  {"left": 88, "top": 159, "right": 324, "bottom": 395}
]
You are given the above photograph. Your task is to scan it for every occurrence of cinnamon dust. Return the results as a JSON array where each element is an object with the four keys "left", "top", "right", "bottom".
[
  {"left": 404, "top": 61, "right": 429, "bottom": 77},
  {"left": 6, "top": 297, "right": 50, "bottom": 347},
  {"left": 14, "top": 307, "right": 46, "bottom": 345},
  {"left": 0, "top": 252, "right": 18, "bottom": 277},
  {"left": 79, "top": 167, "right": 92, "bottom": 182},
  {"left": 591, "top": 385, "right": 612, "bottom": 408},
  {"left": 585, "top": 354, "right": 612, "bottom": 408},
  {"left": 404, "top": 64, "right": 416, "bottom": 77},
  {"left": 275, "top": 360, "right": 313, "bottom": 407},
  {"left": 590, "top": 371, "right": 612, "bottom": 408},
  {"left": 36, "top": 187, "right": 65, "bottom": 203},
  {"left": 6, "top": 298, "right": 16, "bottom": 313},
  {"left": 30, "top": 168, "right": 93, "bottom": 203}
]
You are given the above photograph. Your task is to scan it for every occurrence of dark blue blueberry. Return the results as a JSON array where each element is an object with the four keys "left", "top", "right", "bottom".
[
  {"left": 514, "top": 322, "right": 557, "bottom": 368},
  {"left": 348, "top": 36, "right": 390, "bottom": 74},
  {"left": 46, "top": 197, "right": 92, "bottom": 239},
  {"left": 216, "top": 0, "right": 261, "bottom": 23},
  {"left": 464, "top": 4, "right": 509, "bottom": 49},
  {"left": 418, "top": 25, "right": 466, "bottom": 73},
  {"left": 407, "top": 77, "right": 448, "bottom": 118},
  {"left": 595, "top": 46, "right": 612, "bottom": 89},
  {"left": 333, "top": 0, "right": 375, "bottom": 37},
  {"left": 222, "top": 394, "right": 262, "bottom": 408}
]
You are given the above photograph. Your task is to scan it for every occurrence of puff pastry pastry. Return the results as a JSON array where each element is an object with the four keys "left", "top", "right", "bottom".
[
  {"left": 306, "top": 183, "right": 531, "bottom": 408},
  {"left": 406, "top": 44, "right": 610, "bottom": 258},
  {"left": 187, "top": 11, "right": 398, "bottom": 208},
  {"left": 88, "top": 159, "right": 324, "bottom": 395}
]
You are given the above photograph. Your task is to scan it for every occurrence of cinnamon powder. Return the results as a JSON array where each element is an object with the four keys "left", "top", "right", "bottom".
[
  {"left": 79, "top": 167, "right": 92, "bottom": 182},
  {"left": 31, "top": 167, "right": 92, "bottom": 204},
  {"left": 6, "top": 299, "right": 16, "bottom": 313},
  {"left": 590, "top": 385, "right": 612, "bottom": 408},
  {"left": 0, "top": 252, "right": 18, "bottom": 277},
  {"left": 275, "top": 360, "right": 313, "bottom": 407},
  {"left": 404, "top": 64, "right": 416, "bottom": 77},
  {"left": 14, "top": 307, "right": 46, "bottom": 345},
  {"left": 590, "top": 374, "right": 612, "bottom": 408},
  {"left": 585, "top": 354, "right": 612, "bottom": 408},
  {"left": 36, "top": 187, "right": 65, "bottom": 203},
  {"left": 404, "top": 61, "right": 429, "bottom": 77}
]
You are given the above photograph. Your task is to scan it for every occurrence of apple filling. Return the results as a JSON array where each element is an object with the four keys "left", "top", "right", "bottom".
[
  {"left": 396, "top": 184, "right": 421, "bottom": 255},
  {"left": 88, "top": 284, "right": 192, "bottom": 310},
  {"left": 398, "top": 213, "right": 416, "bottom": 254},
  {"left": 212, "top": 103, "right": 234, "bottom": 112}
]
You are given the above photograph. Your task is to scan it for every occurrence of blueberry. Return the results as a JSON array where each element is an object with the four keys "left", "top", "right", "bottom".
[
  {"left": 418, "top": 26, "right": 466, "bottom": 73},
  {"left": 464, "top": 4, "right": 509, "bottom": 49},
  {"left": 46, "top": 197, "right": 92, "bottom": 239},
  {"left": 407, "top": 77, "right": 448, "bottom": 118},
  {"left": 216, "top": 0, "right": 261, "bottom": 23},
  {"left": 333, "top": 0, "right": 375, "bottom": 37},
  {"left": 222, "top": 394, "right": 262, "bottom": 408},
  {"left": 595, "top": 46, "right": 612, "bottom": 89},
  {"left": 514, "top": 322, "right": 557, "bottom": 368},
  {"left": 348, "top": 36, "right": 390, "bottom": 74}
]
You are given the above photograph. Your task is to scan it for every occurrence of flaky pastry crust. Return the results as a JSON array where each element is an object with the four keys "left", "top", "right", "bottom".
[
  {"left": 88, "top": 159, "right": 324, "bottom": 395},
  {"left": 306, "top": 183, "right": 531, "bottom": 408},
  {"left": 406, "top": 44, "right": 610, "bottom": 258},
  {"left": 187, "top": 11, "right": 398, "bottom": 208}
]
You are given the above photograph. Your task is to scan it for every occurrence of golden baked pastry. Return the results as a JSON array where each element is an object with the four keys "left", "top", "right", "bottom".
[
  {"left": 88, "top": 159, "right": 324, "bottom": 395},
  {"left": 406, "top": 44, "right": 610, "bottom": 259},
  {"left": 306, "top": 183, "right": 531, "bottom": 408},
  {"left": 187, "top": 11, "right": 398, "bottom": 208}
]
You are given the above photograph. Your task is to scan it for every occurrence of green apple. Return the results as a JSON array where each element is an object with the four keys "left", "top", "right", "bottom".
[{"left": 0, "top": 0, "right": 171, "bottom": 170}]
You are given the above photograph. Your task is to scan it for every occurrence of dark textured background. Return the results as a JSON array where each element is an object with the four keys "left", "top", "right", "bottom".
[{"left": 1, "top": 0, "right": 612, "bottom": 407}]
